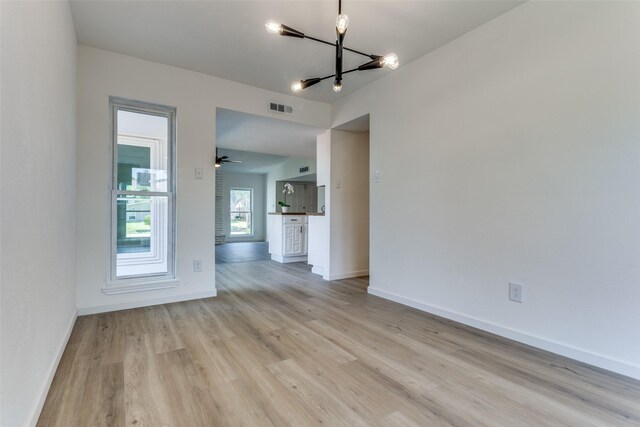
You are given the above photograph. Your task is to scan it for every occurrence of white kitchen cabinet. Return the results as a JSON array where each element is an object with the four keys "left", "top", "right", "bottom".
[
  {"left": 284, "top": 222, "right": 307, "bottom": 256},
  {"left": 268, "top": 215, "right": 308, "bottom": 263}
]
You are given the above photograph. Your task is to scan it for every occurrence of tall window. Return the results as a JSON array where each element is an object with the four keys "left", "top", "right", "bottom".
[
  {"left": 110, "top": 97, "right": 176, "bottom": 283},
  {"left": 230, "top": 188, "right": 253, "bottom": 236}
]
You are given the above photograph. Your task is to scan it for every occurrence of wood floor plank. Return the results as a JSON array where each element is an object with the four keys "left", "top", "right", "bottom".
[
  {"left": 266, "top": 358, "right": 370, "bottom": 426},
  {"left": 145, "top": 304, "right": 185, "bottom": 354},
  {"left": 380, "top": 411, "right": 423, "bottom": 427},
  {"left": 78, "top": 361, "right": 124, "bottom": 427},
  {"left": 37, "top": 259, "right": 640, "bottom": 426},
  {"left": 123, "top": 334, "right": 176, "bottom": 426}
]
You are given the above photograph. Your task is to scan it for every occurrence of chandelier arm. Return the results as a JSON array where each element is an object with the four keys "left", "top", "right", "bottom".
[
  {"left": 295, "top": 66, "right": 364, "bottom": 92},
  {"left": 301, "top": 34, "right": 376, "bottom": 59},
  {"left": 304, "top": 35, "right": 336, "bottom": 48},
  {"left": 343, "top": 46, "right": 377, "bottom": 59},
  {"left": 308, "top": 68, "right": 357, "bottom": 85}
]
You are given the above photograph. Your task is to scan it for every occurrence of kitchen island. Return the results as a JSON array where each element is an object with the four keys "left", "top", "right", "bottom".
[{"left": 267, "top": 212, "right": 324, "bottom": 263}]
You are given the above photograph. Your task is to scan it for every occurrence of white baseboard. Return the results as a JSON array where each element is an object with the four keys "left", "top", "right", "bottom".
[
  {"left": 367, "top": 287, "right": 640, "bottom": 381},
  {"left": 271, "top": 254, "right": 308, "bottom": 264},
  {"left": 102, "top": 279, "right": 179, "bottom": 295},
  {"left": 29, "top": 309, "right": 78, "bottom": 427},
  {"left": 311, "top": 265, "right": 324, "bottom": 276},
  {"left": 77, "top": 289, "right": 218, "bottom": 315},
  {"left": 325, "top": 270, "right": 369, "bottom": 281}
]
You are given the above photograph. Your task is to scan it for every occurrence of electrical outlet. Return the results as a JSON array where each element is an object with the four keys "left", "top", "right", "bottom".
[
  {"left": 509, "top": 282, "right": 523, "bottom": 303},
  {"left": 193, "top": 259, "right": 202, "bottom": 272},
  {"left": 195, "top": 167, "right": 203, "bottom": 179},
  {"left": 374, "top": 170, "right": 381, "bottom": 182}
]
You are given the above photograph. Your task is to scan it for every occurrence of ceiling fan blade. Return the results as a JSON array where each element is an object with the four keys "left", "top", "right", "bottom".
[
  {"left": 226, "top": 160, "right": 242, "bottom": 164},
  {"left": 220, "top": 156, "right": 229, "bottom": 159}
]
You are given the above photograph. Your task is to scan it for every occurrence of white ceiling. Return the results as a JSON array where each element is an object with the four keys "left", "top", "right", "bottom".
[
  {"left": 69, "top": 0, "right": 524, "bottom": 103},
  {"left": 216, "top": 108, "right": 322, "bottom": 158},
  {"left": 216, "top": 148, "right": 289, "bottom": 174}
]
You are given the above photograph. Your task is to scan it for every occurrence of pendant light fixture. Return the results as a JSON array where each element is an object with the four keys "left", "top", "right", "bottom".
[{"left": 265, "top": 0, "right": 399, "bottom": 93}]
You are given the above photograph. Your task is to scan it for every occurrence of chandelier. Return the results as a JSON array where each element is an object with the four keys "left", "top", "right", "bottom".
[{"left": 265, "top": 0, "right": 399, "bottom": 93}]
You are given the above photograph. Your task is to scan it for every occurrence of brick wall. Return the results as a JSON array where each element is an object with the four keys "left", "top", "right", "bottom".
[{"left": 215, "top": 169, "right": 226, "bottom": 244}]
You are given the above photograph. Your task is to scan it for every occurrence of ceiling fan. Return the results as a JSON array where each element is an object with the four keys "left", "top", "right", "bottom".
[{"left": 215, "top": 148, "right": 242, "bottom": 168}]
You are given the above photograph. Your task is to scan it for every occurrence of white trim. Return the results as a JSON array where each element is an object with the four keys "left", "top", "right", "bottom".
[
  {"left": 229, "top": 187, "right": 254, "bottom": 237},
  {"left": 29, "top": 310, "right": 77, "bottom": 427},
  {"left": 102, "top": 278, "right": 180, "bottom": 295},
  {"left": 271, "top": 254, "right": 308, "bottom": 263},
  {"left": 78, "top": 289, "right": 218, "bottom": 316},
  {"left": 324, "top": 270, "right": 369, "bottom": 281},
  {"left": 109, "top": 96, "right": 177, "bottom": 285},
  {"left": 367, "top": 287, "right": 640, "bottom": 381}
]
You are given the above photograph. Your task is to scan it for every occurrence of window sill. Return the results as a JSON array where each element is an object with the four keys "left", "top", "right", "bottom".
[{"left": 102, "top": 278, "right": 179, "bottom": 295}]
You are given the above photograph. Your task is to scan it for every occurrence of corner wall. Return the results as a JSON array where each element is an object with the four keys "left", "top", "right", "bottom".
[
  {"left": 309, "top": 129, "right": 370, "bottom": 280},
  {"left": 332, "top": 1, "right": 640, "bottom": 378},
  {"left": 329, "top": 130, "right": 369, "bottom": 279},
  {"left": 0, "top": 2, "right": 78, "bottom": 425}
]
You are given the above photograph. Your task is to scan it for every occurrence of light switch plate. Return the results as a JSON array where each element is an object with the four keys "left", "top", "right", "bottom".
[{"left": 195, "top": 167, "right": 204, "bottom": 179}]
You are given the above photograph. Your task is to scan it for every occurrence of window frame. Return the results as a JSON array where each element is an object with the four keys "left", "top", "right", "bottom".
[
  {"left": 229, "top": 187, "right": 254, "bottom": 237},
  {"left": 106, "top": 96, "right": 177, "bottom": 292}
]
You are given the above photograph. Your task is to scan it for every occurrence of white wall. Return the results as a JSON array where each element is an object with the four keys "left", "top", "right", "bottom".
[
  {"left": 76, "top": 46, "right": 330, "bottom": 314},
  {"left": 0, "top": 2, "right": 78, "bottom": 425},
  {"left": 329, "top": 130, "right": 369, "bottom": 279},
  {"left": 332, "top": 1, "right": 640, "bottom": 379},
  {"left": 221, "top": 172, "right": 266, "bottom": 241}
]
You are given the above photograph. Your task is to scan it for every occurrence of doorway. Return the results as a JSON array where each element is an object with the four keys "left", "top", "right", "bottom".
[{"left": 214, "top": 108, "right": 326, "bottom": 265}]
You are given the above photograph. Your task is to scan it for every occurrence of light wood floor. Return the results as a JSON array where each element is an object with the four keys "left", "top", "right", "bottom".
[{"left": 38, "top": 261, "right": 640, "bottom": 426}]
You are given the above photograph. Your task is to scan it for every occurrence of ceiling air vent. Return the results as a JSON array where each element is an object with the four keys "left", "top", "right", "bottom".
[
  {"left": 299, "top": 166, "right": 309, "bottom": 173},
  {"left": 269, "top": 102, "right": 293, "bottom": 114}
]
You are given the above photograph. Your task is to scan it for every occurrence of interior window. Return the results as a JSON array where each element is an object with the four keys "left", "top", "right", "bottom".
[{"left": 230, "top": 188, "right": 253, "bottom": 236}]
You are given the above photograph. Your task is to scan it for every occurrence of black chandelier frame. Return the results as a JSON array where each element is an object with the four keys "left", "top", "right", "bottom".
[{"left": 266, "top": 0, "right": 398, "bottom": 93}]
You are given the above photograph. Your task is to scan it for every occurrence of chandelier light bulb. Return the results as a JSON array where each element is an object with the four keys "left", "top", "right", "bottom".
[
  {"left": 291, "top": 81, "right": 303, "bottom": 92},
  {"left": 333, "top": 81, "right": 343, "bottom": 92},
  {"left": 336, "top": 14, "right": 349, "bottom": 34},
  {"left": 381, "top": 52, "right": 400, "bottom": 69},
  {"left": 265, "top": 20, "right": 283, "bottom": 34}
]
